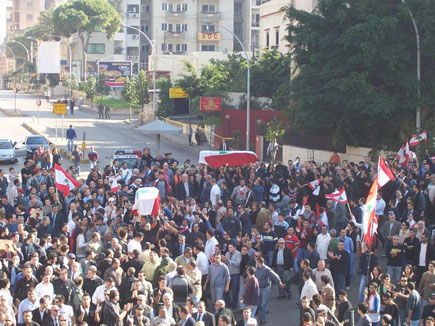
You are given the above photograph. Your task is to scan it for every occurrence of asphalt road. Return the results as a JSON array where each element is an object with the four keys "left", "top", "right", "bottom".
[{"left": 0, "top": 89, "right": 369, "bottom": 325}]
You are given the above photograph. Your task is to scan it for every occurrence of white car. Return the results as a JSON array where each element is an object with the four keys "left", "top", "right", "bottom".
[{"left": 0, "top": 139, "right": 16, "bottom": 163}]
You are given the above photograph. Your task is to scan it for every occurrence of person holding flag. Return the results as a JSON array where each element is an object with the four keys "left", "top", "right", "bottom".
[{"left": 54, "top": 163, "right": 80, "bottom": 196}]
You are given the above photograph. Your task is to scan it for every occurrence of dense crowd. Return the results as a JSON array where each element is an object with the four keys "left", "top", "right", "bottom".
[{"left": 0, "top": 147, "right": 434, "bottom": 326}]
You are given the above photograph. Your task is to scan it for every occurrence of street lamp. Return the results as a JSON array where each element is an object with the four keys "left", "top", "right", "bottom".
[
  {"left": 400, "top": 0, "right": 421, "bottom": 131},
  {"left": 200, "top": 19, "right": 251, "bottom": 151},
  {"left": 225, "top": 114, "right": 231, "bottom": 137},
  {"left": 121, "top": 23, "right": 157, "bottom": 116},
  {"left": 10, "top": 40, "right": 29, "bottom": 62}
]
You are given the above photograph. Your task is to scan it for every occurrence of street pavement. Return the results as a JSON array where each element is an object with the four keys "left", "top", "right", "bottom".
[
  {"left": 0, "top": 89, "right": 371, "bottom": 325},
  {"left": 0, "top": 90, "right": 204, "bottom": 176}
]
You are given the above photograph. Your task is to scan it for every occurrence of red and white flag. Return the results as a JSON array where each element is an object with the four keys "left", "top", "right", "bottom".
[
  {"left": 409, "top": 130, "right": 427, "bottom": 146},
  {"left": 110, "top": 177, "right": 119, "bottom": 193},
  {"left": 377, "top": 157, "right": 395, "bottom": 188},
  {"left": 324, "top": 187, "right": 348, "bottom": 203},
  {"left": 132, "top": 187, "right": 161, "bottom": 216},
  {"left": 199, "top": 150, "right": 258, "bottom": 168},
  {"left": 362, "top": 179, "right": 378, "bottom": 249},
  {"left": 54, "top": 163, "right": 80, "bottom": 196},
  {"left": 396, "top": 142, "right": 410, "bottom": 166},
  {"left": 307, "top": 179, "right": 321, "bottom": 190}
]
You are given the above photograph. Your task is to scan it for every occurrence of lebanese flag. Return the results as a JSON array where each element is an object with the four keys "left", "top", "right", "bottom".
[
  {"left": 377, "top": 157, "right": 395, "bottom": 188},
  {"left": 54, "top": 163, "right": 80, "bottom": 196},
  {"left": 396, "top": 142, "right": 410, "bottom": 166},
  {"left": 132, "top": 187, "right": 161, "bottom": 216},
  {"left": 110, "top": 177, "right": 119, "bottom": 193},
  {"left": 409, "top": 130, "right": 427, "bottom": 146},
  {"left": 362, "top": 179, "right": 378, "bottom": 249},
  {"left": 199, "top": 150, "right": 258, "bottom": 168},
  {"left": 307, "top": 179, "right": 321, "bottom": 190},
  {"left": 324, "top": 187, "right": 348, "bottom": 203}
]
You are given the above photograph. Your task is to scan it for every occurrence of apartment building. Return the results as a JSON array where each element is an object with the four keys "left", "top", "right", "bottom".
[
  {"left": 6, "top": 0, "right": 65, "bottom": 40},
  {"left": 259, "top": 0, "right": 318, "bottom": 54}
]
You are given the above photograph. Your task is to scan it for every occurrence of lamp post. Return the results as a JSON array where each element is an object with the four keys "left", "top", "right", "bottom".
[
  {"left": 10, "top": 40, "right": 30, "bottom": 87},
  {"left": 121, "top": 23, "right": 157, "bottom": 116},
  {"left": 400, "top": 0, "right": 421, "bottom": 131},
  {"left": 225, "top": 114, "right": 231, "bottom": 137},
  {"left": 200, "top": 19, "right": 251, "bottom": 151}
]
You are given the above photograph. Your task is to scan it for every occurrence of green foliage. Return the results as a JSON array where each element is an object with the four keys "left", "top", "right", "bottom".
[
  {"left": 135, "top": 70, "right": 150, "bottom": 106},
  {"left": 265, "top": 120, "right": 286, "bottom": 143},
  {"left": 284, "top": 0, "right": 435, "bottom": 149},
  {"left": 96, "top": 74, "right": 110, "bottom": 96},
  {"left": 25, "top": 10, "right": 55, "bottom": 39},
  {"left": 84, "top": 76, "right": 97, "bottom": 103},
  {"left": 157, "top": 78, "right": 175, "bottom": 118},
  {"left": 121, "top": 76, "right": 135, "bottom": 103},
  {"left": 64, "top": 77, "right": 79, "bottom": 91},
  {"left": 52, "top": 0, "right": 121, "bottom": 79},
  {"left": 47, "top": 74, "right": 59, "bottom": 88}
]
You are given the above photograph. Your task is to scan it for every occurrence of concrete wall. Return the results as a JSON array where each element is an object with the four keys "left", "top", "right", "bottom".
[{"left": 282, "top": 144, "right": 394, "bottom": 164}]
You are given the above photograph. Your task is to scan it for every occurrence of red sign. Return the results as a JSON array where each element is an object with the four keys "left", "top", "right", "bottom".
[{"left": 200, "top": 97, "right": 222, "bottom": 112}]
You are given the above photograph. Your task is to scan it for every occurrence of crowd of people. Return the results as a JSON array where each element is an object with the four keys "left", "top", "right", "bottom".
[{"left": 0, "top": 146, "right": 434, "bottom": 326}]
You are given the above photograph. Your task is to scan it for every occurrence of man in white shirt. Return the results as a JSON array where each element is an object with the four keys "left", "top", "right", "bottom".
[
  {"left": 375, "top": 192, "right": 386, "bottom": 216},
  {"left": 315, "top": 226, "right": 331, "bottom": 260},
  {"left": 17, "top": 287, "right": 39, "bottom": 324},
  {"left": 92, "top": 278, "right": 117, "bottom": 305},
  {"left": 210, "top": 178, "right": 221, "bottom": 207},
  {"left": 128, "top": 232, "right": 144, "bottom": 254},
  {"left": 204, "top": 230, "right": 219, "bottom": 260},
  {"left": 300, "top": 270, "right": 319, "bottom": 301},
  {"left": 35, "top": 273, "right": 55, "bottom": 302},
  {"left": 193, "top": 245, "right": 209, "bottom": 277}
]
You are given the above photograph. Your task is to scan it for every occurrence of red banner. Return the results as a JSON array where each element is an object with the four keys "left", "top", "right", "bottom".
[{"left": 200, "top": 97, "right": 222, "bottom": 112}]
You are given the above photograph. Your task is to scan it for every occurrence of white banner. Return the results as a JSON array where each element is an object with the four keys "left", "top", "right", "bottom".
[{"left": 37, "top": 41, "right": 60, "bottom": 74}]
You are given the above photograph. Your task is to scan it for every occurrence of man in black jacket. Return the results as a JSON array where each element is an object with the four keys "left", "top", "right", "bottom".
[
  {"left": 192, "top": 301, "right": 215, "bottom": 326},
  {"left": 52, "top": 268, "right": 74, "bottom": 304},
  {"left": 272, "top": 238, "right": 293, "bottom": 299},
  {"left": 175, "top": 174, "right": 195, "bottom": 201},
  {"left": 168, "top": 266, "right": 194, "bottom": 306},
  {"left": 32, "top": 296, "right": 50, "bottom": 325}
]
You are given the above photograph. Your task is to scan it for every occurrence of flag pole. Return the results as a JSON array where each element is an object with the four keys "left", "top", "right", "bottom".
[{"left": 365, "top": 225, "right": 373, "bottom": 295}]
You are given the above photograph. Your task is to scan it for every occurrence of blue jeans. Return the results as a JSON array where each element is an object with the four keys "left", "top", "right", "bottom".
[
  {"left": 266, "top": 251, "right": 273, "bottom": 266},
  {"left": 359, "top": 274, "right": 368, "bottom": 303},
  {"left": 335, "top": 274, "right": 345, "bottom": 292},
  {"left": 410, "top": 320, "right": 419, "bottom": 326},
  {"left": 227, "top": 274, "right": 240, "bottom": 309},
  {"left": 293, "top": 258, "right": 299, "bottom": 273},
  {"left": 399, "top": 307, "right": 407, "bottom": 326},
  {"left": 259, "top": 286, "right": 271, "bottom": 322},
  {"left": 387, "top": 265, "right": 402, "bottom": 284},
  {"left": 67, "top": 138, "right": 74, "bottom": 151},
  {"left": 239, "top": 302, "right": 258, "bottom": 317},
  {"left": 210, "top": 286, "right": 224, "bottom": 306}
]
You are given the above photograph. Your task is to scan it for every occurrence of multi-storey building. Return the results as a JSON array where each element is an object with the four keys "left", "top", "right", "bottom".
[{"left": 259, "top": 0, "right": 318, "bottom": 54}]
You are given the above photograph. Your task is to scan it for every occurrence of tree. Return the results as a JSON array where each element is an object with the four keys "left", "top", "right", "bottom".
[
  {"left": 121, "top": 76, "right": 135, "bottom": 103},
  {"left": 25, "top": 10, "right": 55, "bottom": 39},
  {"left": 96, "top": 74, "right": 110, "bottom": 96},
  {"left": 84, "top": 76, "right": 97, "bottom": 107},
  {"left": 135, "top": 70, "right": 150, "bottom": 107},
  {"left": 156, "top": 78, "right": 175, "bottom": 118},
  {"left": 47, "top": 73, "right": 59, "bottom": 92},
  {"left": 284, "top": 0, "right": 435, "bottom": 149},
  {"left": 52, "top": 0, "right": 121, "bottom": 80},
  {"left": 265, "top": 120, "right": 286, "bottom": 164}
]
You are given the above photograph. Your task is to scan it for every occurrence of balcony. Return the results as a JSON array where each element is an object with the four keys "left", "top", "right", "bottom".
[
  {"left": 198, "top": 11, "right": 221, "bottom": 20},
  {"left": 166, "top": 10, "right": 186, "bottom": 19},
  {"left": 127, "top": 55, "right": 139, "bottom": 61},
  {"left": 127, "top": 12, "right": 140, "bottom": 19},
  {"left": 164, "top": 31, "right": 185, "bottom": 40}
]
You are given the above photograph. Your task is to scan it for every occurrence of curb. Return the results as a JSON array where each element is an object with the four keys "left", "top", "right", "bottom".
[
  {"left": 160, "top": 134, "right": 203, "bottom": 153},
  {"left": 0, "top": 107, "right": 27, "bottom": 117},
  {"left": 21, "top": 122, "right": 90, "bottom": 163}
]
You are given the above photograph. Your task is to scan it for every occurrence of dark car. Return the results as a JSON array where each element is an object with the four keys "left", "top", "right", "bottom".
[{"left": 24, "top": 135, "right": 50, "bottom": 159}]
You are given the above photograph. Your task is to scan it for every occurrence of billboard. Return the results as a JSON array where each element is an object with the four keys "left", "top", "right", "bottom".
[
  {"left": 37, "top": 41, "right": 60, "bottom": 74},
  {"left": 200, "top": 96, "right": 222, "bottom": 112},
  {"left": 198, "top": 32, "right": 221, "bottom": 41},
  {"left": 169, "top": 88, "right": 188, "bottom": 98},
  {"left": 98, "top": 61, "right": 132, "bottom": 87}
]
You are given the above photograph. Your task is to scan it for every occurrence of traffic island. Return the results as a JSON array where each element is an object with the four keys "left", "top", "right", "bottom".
[
  {"left": 0, "top": 107, "right": 27, "bottom": 117},
  {"left": 21, "top": 122, "right": 89, "bottom": 164}
]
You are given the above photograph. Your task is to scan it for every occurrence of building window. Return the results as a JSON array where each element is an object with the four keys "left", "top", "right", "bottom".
[
  {"left": 182, "top": 24, "right": 187, "bottom": 32},
  {"left": 26, "top": 14, "right": 33, "bottom": 21},
  {"left": 201, "top": 5, "right": 216, "bottom": 13},
  {"left": 26, "top": 2, "right": 32, "bottom": 8},
  {"left": 145, "top": 44, "right": 150, "bottom": 53},
  {"left": 127, "top": 47, "right": 139, "bottom": 56},
  {"left": 275, "top": 29, "right": 279, "bottom": 46},
  {"left": 266, "top": 31, "right": 269, "bottom": 47},
  {"left": 168, "top": 3, "right": 173, "bottom": 11},
  {"left": 168, "top": 24, "right": 173, "bottom": 32},
  {"left": 87, "top": 43, "right": 105, "bottom": 54},
  {"left": 161, "top": 23, "right": 167, "bottom": 31},
  {"left": 234, "top": 4, "right": 241, "bottom": 14},
  {"left": 167, "top": 43, "right": 173, "bottom": 51},
  {"left": 201, "top": 24, "right": 215, "bottom": 32},
  {"left": 127, "top": 26, "right": 139, "bottom": 34},
  {"left": 201, "top": 45, "right": 215, "bottom": 52},
  {"left": 145, "top": 25, "right": 149, "bottom": 32},
  {"left": 162, "top": 3, "right": 167, "bottom": 11},
  {"left": 161, "top": 43, "right": 166, "bottom": 51},
  {"left": 176, "top": 24, "right": 181, "bottom": 32},
  {"left": 127, "top": 4, "right": 139, "bottom": 13},
  {"left": 142, "top": 5, "right": 150, "bottom": 13},
  {"left": 175, "top": 44, "right": 187, "bottom": 52}
]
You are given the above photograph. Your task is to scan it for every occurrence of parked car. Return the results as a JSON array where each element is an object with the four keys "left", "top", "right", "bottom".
[
  {"left": 24, "top": 135, "right": 50, "bottom": 159},
  {"left": 0, "top": 139, "right": 16, "bottom": 163}
]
